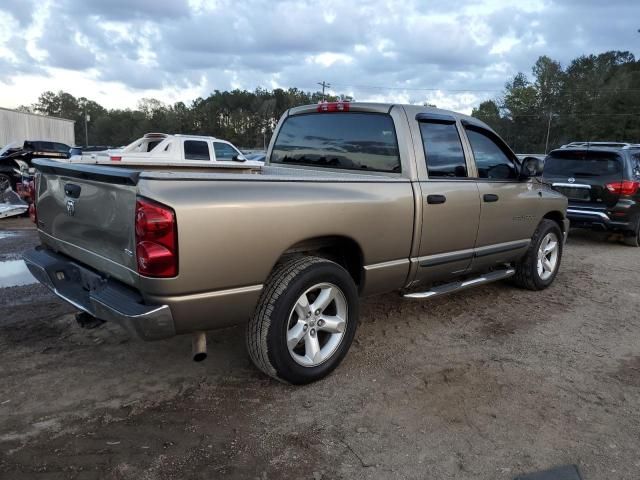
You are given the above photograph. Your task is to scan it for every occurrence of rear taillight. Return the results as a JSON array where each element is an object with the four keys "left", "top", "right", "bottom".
[
  {"left": 110, "top": 156, "right": 122, "bottom": 161},
  {"left": 605, "top": 181, "right": 640, "bottom": 196},
  {"left": 317, "top": 101, "right": 350, "bottom": 112},
  {"left": 135, "top": 198, "right": 177, "bottom": 277}
]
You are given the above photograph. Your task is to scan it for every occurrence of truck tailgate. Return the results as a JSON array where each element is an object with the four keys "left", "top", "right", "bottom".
[{"left": 33, "top": 159, "right": 140, "bottom": 283}]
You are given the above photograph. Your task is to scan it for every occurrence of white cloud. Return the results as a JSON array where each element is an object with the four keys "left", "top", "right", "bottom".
[{"left": 0, "top": 0, "right": 637, "bottom": 114}]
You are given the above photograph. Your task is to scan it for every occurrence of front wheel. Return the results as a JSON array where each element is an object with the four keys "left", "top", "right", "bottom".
[
  {"left": 512, "top": 219, "right": 563, "bottom": 290},
  {"left": 247, "top": 256, "right": 359, "bottom": 384}
]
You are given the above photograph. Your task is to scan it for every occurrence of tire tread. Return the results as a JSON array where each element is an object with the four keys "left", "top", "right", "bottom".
[
  {"left": 246, "top": 256, "right": 329, "bottom": 382},
  {"left": 512, "top": 219, "right": 562, "bottom": 291}
]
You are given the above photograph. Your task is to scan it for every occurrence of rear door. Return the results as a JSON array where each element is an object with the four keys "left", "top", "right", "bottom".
[
  {"left": 411, "top": 113, "right": 481, "bottom": 284},
  {"left": 543, "top": 150, "right": 624, "bottom": 209}
]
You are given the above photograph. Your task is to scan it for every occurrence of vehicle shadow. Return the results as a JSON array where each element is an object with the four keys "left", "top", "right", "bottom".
[{"left": 567, "top": 227, "right": 629, "bottom": 247}]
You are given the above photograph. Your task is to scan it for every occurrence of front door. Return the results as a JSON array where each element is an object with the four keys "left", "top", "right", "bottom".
[
  {"left": 462, "top": 123, "right": 539, "bottom": 269},
  {"left": 411, "top": 114, "right": 481, "bottom": 285}
]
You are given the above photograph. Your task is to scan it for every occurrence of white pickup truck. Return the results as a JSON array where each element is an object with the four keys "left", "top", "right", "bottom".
[{"left": 75, "top": 133, "right": 259, "bottom": 166}]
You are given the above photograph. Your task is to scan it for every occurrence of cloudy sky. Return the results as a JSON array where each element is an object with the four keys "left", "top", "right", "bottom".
[{"left": 0, "top": 0, "right": 638, "bottom": 114}]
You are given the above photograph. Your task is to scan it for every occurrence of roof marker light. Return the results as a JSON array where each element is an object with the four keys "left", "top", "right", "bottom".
[{"left": 317, "top": 101, "right": 350, "bottom": 113}]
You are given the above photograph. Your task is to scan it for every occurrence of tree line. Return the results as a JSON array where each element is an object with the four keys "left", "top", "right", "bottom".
[
  {"left": 17, "top": 50, "right": 640, "bottom": 152},
  {"left": 472, "top": 50, "right": 640, "bottom": 153},
  {"left": 20, "top": 89, "right": 347, "bottom": 149}
]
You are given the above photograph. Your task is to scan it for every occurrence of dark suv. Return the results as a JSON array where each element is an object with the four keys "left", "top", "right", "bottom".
[{"left": 542, "top": 145, "right": 640, "bottom": 246}]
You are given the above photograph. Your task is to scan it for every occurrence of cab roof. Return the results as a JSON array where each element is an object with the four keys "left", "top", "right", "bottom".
[{"left": 142, "top": 133, "right": 223, "bottom": 141}]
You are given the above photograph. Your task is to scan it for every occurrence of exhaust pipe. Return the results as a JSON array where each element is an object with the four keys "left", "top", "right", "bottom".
[{"left": 192, "top": 331, "right": 207, "bottom": 362}]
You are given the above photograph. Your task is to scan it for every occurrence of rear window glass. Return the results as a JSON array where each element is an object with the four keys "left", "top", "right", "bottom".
[
  {"left": 419, "top": 121, "right": 467, "bottom": 178},
  {"left": 25, "top": 141, "right": 70, "bottom": 152},
  {"left": 184, "top": 140, "right": 210, "bottom": 161},
  {"left": 271, "top": 113, "right": 401, "bottom": 173},
  {"left": 632, "top": 153, "right": 640, "bottom": 179},
  {"left": 544, "top": 151, "right": 622, "bottom": 177}
]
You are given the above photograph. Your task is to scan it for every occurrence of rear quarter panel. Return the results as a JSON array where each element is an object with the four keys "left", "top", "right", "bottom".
[{"left": 137, "top": 177, "right": 415, "bottom": 298}]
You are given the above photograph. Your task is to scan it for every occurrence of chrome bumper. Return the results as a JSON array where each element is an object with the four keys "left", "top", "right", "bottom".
[
  {"left": 567, "top": 208, "right": 610, "bottom": 222},
  {"left": 566, "top": 208, "right": 632, "bottom": 231},
  {"left": 23, "top": 248, "right": 176, "bottom": 340}
]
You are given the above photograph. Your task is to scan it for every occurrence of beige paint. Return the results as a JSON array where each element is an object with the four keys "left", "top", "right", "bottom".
[{"left": 34, "top": 103, "right": 568, "bottom": 334}]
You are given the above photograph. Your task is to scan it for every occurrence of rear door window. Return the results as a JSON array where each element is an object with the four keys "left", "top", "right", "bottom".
[
  {"left": 465, "top": 128, "right": 518, "bottom": 180},
  {"left": 184, "top": 140, "right": 210, "bottom": 161},
  {"left": 419, "top": 121, "right": 467, "bottom": 178},
  {"left": 544, "top": 151, "right": 622, "bottom": 177},
  {"left": 214, "top": 142, "right": 239, "bottom": 160},
  {"left": 271, "top": 113, "right": 401, "bottom": 173},
  {"left": 632, "top": 153, "right": 640, "bottom": 179}
]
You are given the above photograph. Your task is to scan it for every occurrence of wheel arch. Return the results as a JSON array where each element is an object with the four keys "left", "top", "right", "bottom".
[
  {"left": 543, "top": 210, "right": 566, "bottom": 235},
  {"left": 275, "top": 235, "right": 364, "bottom": 289}
]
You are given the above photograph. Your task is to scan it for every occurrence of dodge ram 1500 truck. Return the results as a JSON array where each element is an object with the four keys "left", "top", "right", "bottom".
[{"left": 24, "top": 102, "right": 569, "bottom": 384}]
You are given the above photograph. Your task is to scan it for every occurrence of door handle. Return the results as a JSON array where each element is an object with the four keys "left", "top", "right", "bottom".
[
  {"left": 426, "top": 194, "right": 447, "bottom": 204},
  {"left": 483, "top": 194, "right": 499, "bottom": 203}
]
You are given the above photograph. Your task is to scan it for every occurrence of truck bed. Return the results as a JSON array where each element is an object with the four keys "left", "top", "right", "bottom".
[{"left": 30, "top": 158, "right": 415, "bottom": 334}]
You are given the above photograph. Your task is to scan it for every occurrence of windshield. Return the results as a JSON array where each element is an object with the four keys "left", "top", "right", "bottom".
[
  {"left": 544, "top": 151, "right": 622, "bottom": 177},
  {"left": 271, "top": 112, "right": 401, "bottom": 173}
]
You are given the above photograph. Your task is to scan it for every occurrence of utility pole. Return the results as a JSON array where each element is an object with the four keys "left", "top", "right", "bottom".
[
  {"left": 84, "top": 108, "right": 90, "bottom": 147},
  {"left": 317, "top": 81, "right": 331, "bottom": 101},
  {"left": 544, "top": 111, "right": 554, "bottom": 154}
]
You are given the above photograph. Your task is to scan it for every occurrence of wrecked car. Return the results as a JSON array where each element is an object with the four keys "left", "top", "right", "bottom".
[{"left": 0, "top": 140, "right": 70, "bottom": 190}]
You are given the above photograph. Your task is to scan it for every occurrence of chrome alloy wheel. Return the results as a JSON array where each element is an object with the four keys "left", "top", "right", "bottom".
[
  {"left": 537, "top": 232, "right": 559, "bottom": 281},
  {"left": 286, "top": 282, "right": 348, "bottom": 367}
]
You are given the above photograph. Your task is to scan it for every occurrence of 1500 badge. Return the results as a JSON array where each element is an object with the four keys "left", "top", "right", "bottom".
[{"left": 513, "top": 215, "right": 535, "bottom": 221}]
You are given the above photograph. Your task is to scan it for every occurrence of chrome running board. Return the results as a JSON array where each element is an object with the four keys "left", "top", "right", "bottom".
[{"left": 403, "top": 268, "right": 515, "bottom": 299}]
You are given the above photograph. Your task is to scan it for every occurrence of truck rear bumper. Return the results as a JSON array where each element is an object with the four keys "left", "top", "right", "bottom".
[{"left": 23, "top": 247, "right": 176, "bottom": 340}]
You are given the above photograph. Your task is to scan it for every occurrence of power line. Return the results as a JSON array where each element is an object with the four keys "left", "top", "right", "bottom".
[
  {"left": 330, "top": 83, "right": 499, "bottom": 93},
  {"left": 506, "top": 112, "right": 640, "bottom": 117},
  {"left": 328, "top": 82, "right": 640, "bottom": 94}
]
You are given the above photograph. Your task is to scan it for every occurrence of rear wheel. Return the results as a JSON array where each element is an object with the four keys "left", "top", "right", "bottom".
[
  {"left": 247, "top": 256, "right": 358, "bottom": 384},
  {"left": 623, "top": 228, "right": 640, "bottom": 247},
  {"left": 623, "top": 217, "right": 640, "bottom": 247},
  {"left": 512, "top": 219, "right": 563, "bottom": 290}
]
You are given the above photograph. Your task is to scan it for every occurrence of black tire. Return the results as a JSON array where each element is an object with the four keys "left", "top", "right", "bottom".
[
  {"left": 0, "top": 173, "right": 11, "bottom": 192},
  {"left": 512, "top": 219, "right": 563, "bottom": 290},
  {"left": 623, "top": 220, "right": 640, "bottom": 247},
  {"left": 247, "top": 256, "right": 359, "bottom": 384}
]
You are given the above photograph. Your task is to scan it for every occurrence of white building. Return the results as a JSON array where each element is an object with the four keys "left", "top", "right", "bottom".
[{"left": 0, "top": 107, "right": 75, "bottom": 146}]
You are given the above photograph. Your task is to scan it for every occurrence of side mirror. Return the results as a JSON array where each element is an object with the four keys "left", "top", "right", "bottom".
[
  {"left": 232, "top": 154, "right": 247, "bottom": 162},
  {"left": 520, "top": 156, "right": 543, "bottom": 179}
]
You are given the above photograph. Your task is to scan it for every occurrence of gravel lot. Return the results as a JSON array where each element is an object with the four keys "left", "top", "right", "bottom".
[{"left": 1, "top": 217, "right": 639, "bottom": 479}]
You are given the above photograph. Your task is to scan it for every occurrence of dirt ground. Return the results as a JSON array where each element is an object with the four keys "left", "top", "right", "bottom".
[{"left": 1, "top": 217, "right": 640, "bottom": 479}]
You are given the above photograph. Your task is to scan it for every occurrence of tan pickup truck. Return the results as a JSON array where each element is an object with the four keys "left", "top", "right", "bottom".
[{"left": 24, "top": 102, "right": 568, "bottom": 384}]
